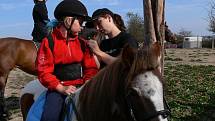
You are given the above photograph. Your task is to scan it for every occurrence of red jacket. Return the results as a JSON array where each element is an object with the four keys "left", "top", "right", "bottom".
[{"left": 36, "top": 27, "right": 98, "bottom": 90}]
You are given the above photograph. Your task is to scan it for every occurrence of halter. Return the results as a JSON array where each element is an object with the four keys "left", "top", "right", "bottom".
[{"left": 125, "top": 90, "right": 171, "bottom": 121}]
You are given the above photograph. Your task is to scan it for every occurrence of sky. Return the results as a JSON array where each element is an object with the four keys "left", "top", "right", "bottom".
[{"left": 0, "top": 0, "right": 213, "bottom": 39}]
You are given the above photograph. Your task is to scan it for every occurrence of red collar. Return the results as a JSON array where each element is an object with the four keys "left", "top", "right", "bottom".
[{"left": 53, "top": 27, "right": 79, "bottom": 41}]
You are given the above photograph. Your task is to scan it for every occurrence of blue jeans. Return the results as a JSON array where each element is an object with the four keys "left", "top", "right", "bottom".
[{"left": 40, "top": 90, "right": 66, "bottom": 121}]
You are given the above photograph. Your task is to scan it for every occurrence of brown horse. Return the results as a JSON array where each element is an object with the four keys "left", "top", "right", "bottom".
[
  {"left": 0, "top": 37, "right": 37, "bottom": 120},
  {"left": 22, "top": 42, "right": 170, "bottom": 121}
]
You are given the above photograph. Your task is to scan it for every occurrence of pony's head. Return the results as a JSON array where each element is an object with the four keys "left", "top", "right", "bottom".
[
  {"left": 123, "top": 42, "right": 169, "bottom": 121},
  {"left": 79, "top": 42, "right": 169, "bottom": 121}
]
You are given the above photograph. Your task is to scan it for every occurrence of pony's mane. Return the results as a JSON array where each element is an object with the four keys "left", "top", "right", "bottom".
[
  {"left": 127, "top": 42, "right": 163, "bottom": 86},
  {"left": 79, "top": 58, "right": 129, "bottom": 121}
]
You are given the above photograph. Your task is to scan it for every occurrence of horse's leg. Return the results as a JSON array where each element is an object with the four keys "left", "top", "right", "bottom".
[
  {"left": 0, "top": 83, "right": 5, "bottom": 117},
  {"left": 0, "top": 75, "right": 10, "bottom": 121},
  {"left": 20, "top": 94, "right": 34, "bottom": 121},
  {"left": 0, "top": 60, "right": 13, "bottom": 120}
]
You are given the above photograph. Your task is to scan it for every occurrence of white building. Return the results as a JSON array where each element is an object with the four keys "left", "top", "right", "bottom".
[{"left": 183, "top": 36, "right": 202, "bottom": 48}]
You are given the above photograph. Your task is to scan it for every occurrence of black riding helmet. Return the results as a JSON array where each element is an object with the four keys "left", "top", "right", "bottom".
[
  {"left": 54, "top": 0, "right": 90, "bottom": 21},
  {"left": 34, "top": 0, "right": 47, "bottom": 4}
]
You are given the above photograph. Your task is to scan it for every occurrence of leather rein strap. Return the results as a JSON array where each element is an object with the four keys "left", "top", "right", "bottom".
[{"left": 60, "top": 93, "right": 82, "bottom": 121}]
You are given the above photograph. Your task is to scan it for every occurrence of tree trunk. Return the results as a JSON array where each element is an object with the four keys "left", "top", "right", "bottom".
[{"left": 144, "top": 0, "right": 165, "bottom": 75}]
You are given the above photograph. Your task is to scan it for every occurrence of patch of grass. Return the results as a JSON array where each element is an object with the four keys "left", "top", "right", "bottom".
[
  {"left": 190, "top": 59, "right": 202, "bottom": 62},
  {"left": 165, "top": 57, "right": 183, "bottom": 61},
  {"left": 189, "top": 55, "right": 197, "bottom": 58},
  {"left": 169, "top": 52, "right": 175, "bottom": 55},
  {"left": 164, "top": 64, "right": 215, "bottom": 121},
  {"left": 202, "top": 53, "right": 210, "bottom": 56},
  {"left": 165, "top": 56, "right": 172, "bottom": 61}
]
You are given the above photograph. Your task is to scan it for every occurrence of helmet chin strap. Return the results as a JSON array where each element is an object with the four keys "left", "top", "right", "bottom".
[{"left": 64, "top": 17, "right": 76, "bottom": 44}]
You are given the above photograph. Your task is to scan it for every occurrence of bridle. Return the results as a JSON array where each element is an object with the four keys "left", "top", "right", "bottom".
[{"left": 125, "top": 90, "right": 171, "bottom": 121}]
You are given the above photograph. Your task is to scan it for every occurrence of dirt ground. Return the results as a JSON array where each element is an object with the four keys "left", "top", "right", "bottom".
[
  {"left": 165, "top": 48, "right": 215, "bottom": 66},
  {"left": 5, "top": 48, "right": 215, "bottom": 121}
]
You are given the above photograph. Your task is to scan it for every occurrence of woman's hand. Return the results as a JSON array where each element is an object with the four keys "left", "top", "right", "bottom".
[
  {"left": 87, "top": 40, "right": 102, "bottom": 55},
  {"left": 88, "top": 39, "right": 117, "bottom": 65}
]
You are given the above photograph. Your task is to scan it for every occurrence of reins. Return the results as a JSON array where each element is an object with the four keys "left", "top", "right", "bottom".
[{"left": 61, "top": 93, "right": 83, "bottom": 121}]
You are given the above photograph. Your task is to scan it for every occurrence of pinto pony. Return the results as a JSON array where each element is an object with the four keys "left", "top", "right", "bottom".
[
  {"left": 21, "top": 42, "right": 170, "bottom": 121},
  {"left": 77, "top": 42, "right": 169, "bottom": 121}
]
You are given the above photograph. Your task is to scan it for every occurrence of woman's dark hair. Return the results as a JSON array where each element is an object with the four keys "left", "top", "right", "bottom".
[
  {"left": 112, "top": 13, "right": 126, "bottom": 32},
  {"left": 92, "top": 8, "right": 126, "bottom": 32}
]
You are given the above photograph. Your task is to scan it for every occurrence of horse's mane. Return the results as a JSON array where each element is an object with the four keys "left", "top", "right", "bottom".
[
  {"left": 126, "top": 42, "right": 163, "bottom": 89},
  {"left": 79, "top": 57, "right": 130, "bottom": 121}
]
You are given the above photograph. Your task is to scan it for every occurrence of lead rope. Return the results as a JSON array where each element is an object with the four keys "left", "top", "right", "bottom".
[
  {"left": 69, "top": 94, "right": 83, "bottom": 121},
  {"left": 125, "top": 91, "right": 137, "bottom": 121},
  {"left": 61, "top": 93, "right": 83, "bottom": 121},
  {"left": 163, "top": 94, "right": 171, "bottom": 119}
]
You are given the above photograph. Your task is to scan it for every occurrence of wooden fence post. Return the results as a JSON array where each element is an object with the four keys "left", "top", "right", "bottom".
[{"left": 212, "top": 38, "right": 214, "bottom": 49}]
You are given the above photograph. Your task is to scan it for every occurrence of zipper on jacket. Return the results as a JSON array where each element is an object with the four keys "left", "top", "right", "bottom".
[{"left": 67, "top": 42, "right": 72, "bottom": 56}]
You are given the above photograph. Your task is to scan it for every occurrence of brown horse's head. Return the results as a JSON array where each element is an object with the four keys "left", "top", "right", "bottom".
[{"left": 79, "top": 42, "right": 168, "bottom": 121}]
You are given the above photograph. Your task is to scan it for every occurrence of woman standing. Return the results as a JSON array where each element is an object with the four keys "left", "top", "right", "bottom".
[{"left": 88, "top": 8, "right": 138, "bottom": 68}]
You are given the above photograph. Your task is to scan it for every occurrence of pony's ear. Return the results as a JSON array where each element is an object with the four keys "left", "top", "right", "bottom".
[
  {"left": 152, "top": 41, "right": 161, "bottom": 57},
  {"left": 121, "top": 44, "right": 137, "bottom": 67}
]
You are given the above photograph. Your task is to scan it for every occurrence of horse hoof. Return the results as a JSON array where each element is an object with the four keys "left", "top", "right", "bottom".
[
  {"left": 0, "top": 116, "right": 8, "bottom": 121},
  {"left": 0, "top": 112, "right": 12, "bottom": 121}
]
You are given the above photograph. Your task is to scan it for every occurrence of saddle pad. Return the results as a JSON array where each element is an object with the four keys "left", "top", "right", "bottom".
[
  {"left": 20, "top": 79, "right": 47, "bottom": 100},
  {"left": 26, "top": 91, "right": 46, "bottom": 121},
  {"left": 26, "top": 91, "right": 76, "bottom": 121}
]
